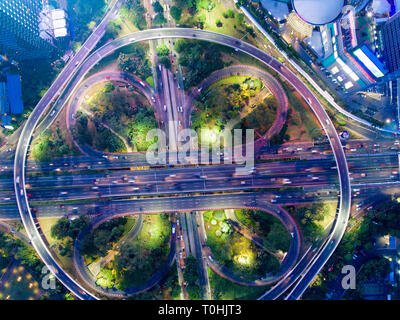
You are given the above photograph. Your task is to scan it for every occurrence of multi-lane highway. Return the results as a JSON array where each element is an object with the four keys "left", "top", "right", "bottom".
[{"left": 0, "top": 154, "right": 395, "bottom": 206}]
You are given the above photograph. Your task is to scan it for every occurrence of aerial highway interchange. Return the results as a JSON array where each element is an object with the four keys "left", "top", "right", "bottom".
[{"left": 1, "top": 0, "right": 399, "bottom": 302}]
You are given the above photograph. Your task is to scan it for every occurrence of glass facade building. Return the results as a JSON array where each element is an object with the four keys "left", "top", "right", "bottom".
[
  {"left": 381, "top": 11, "right": 400, "bottom": 73},
  {"left": 0, "top": 0, "right": 55, "bottom": 60}
]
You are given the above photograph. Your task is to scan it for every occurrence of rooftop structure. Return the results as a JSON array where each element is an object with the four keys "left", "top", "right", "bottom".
[
  {"left": 6, "top": 74, "right": 23, "bottom": 114},
  {"left": 286, "top": 11, "right": 313, "bottom": 38},
  {"left": 292, "top": 0, "right": 345, "bottom": 25},
  {"left": 50, "top": 9, "right": 69, "bottom": 38},
  {"left": 381, "top": 11, "right": 400, "bottom": 72},
  {"left": 0, "top": 81, "right": 8, "bottom": 114},
  {"left": 260, "top": 0, "right": 290, "bottom": 22}
]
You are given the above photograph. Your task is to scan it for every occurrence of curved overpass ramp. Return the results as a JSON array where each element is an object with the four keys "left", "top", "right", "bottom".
[{"left": 73, "top": 216, "right": 176, "bottom": 298}]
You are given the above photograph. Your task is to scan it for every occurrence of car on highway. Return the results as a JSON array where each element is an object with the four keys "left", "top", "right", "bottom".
[{"left": 165, "top": 174, "right": 176, "bottom": 181}]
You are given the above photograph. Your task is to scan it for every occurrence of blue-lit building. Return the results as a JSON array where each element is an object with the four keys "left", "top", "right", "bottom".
[
  {"left": 0, "top": 81, "right": 8, "bottom": 114},
  {"left": 381, "top": 11, "right": 400, "bottom": 73},
  {"left": 380, "top": 11, "right": 400, "bottom": 106},
  {"left": 352, "top": 45, "right": 388, "bottom": 79},
  {"left": 0, "top": 74, "right": 24, "bottom": 121},
  {"left": 6, "top": 74, "right": 23, "bottom": 114},
  {"left": 0, "top": 0, "right": 55, "bottom": 61}
]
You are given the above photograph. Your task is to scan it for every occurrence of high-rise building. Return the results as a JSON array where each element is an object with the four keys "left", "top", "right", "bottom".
[
  {"left": 0, "top": 0, "right": 56, "bottom": 61},
  {"left": 381, "top": 11, "right": 400, "bottom": 73},
  {"left": 381, "top": 11, "right": 400, "bottom": 109}
]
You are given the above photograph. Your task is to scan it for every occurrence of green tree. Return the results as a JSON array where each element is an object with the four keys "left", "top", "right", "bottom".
[
  {"left": 103, "top": 81, "right": 115, "bottom": 93},
  {"left": 184, "top": 255, "right": 201, "bottom": 299},
  {"left": 235, "top": 13, "right": 245, "bottom": 25},
  {"left": 120, "top": 0, "right": 146, "bottom": 29},
  {"left": 156, "top": 43, "right": 170, "bottom": 56},
  {"left": 51, "top": 217, "right": 70, "bottom": 240},
  {"left": 50, "top": 215, "right": 89, "bottom": 240},
  {"left": 106, "top": 19, "right": 122, "bottom": 39},
  {"left": 170, "top": 6, "right": 182, "bottom": 21},
  {"left": 152, "top": 1, "right": 164, "bottom": 13},
  {"left": 153, "top": 13, "right": 167, "bottom": 25},
  {"left": 158, "top": 56, "right": 171, "bottom": 69}
]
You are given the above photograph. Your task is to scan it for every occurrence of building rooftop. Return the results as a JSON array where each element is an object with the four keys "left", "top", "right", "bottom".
[
  {"left": 6, "top": 74, "right": 23, "bottom": 114},
  {"left": 261, "top": 0, "right": 290, "bottom": 22},
  {"left": 54, "top": 28, "right": 68, "bottom": 38},
  {"left": 53, "top": 18, "right": 67, "bottom": 29},
  {"left": 292, "top": 0, "right": 345, "bottom": 25},
  {"left": 51, "top": 9, "right": 66, "bottom": 20},
  {"left": 0, "top": 82, "right": 8, "bottom": 114}
]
